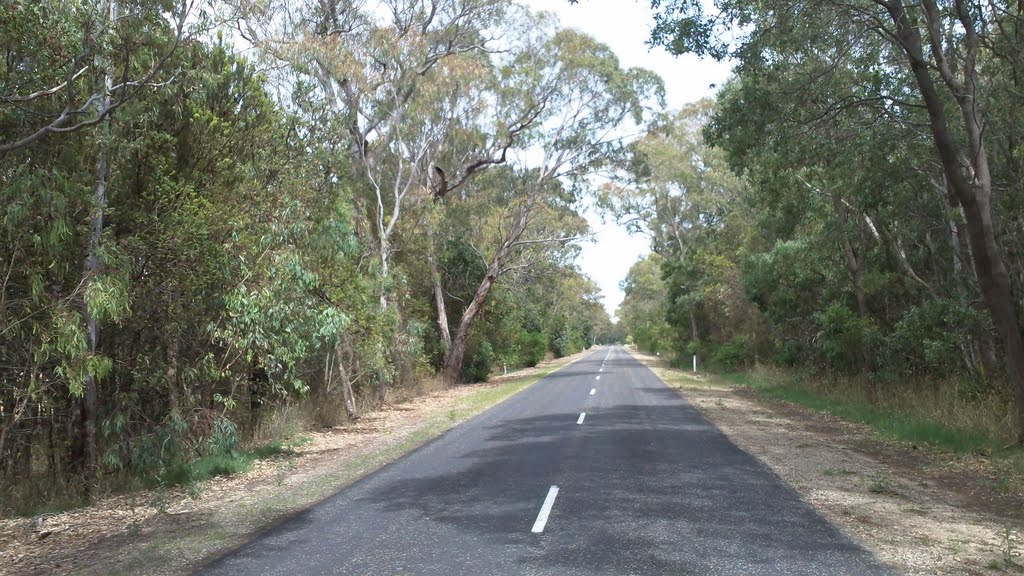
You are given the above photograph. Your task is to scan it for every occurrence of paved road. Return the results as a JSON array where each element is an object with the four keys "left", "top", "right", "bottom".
[{"left": 200, "top": 347, "right": 896, "bottom": 575}]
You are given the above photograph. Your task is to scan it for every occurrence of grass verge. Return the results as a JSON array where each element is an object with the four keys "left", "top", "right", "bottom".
[
  {"left": 715, "top": 368, "right": 1024, "bottom": 485},
  {"left": 637, "top": 351, "right": 1024, "bottom": 490},
  {"left": 723, "top": 371, "right": 996, "bottom": 453}
]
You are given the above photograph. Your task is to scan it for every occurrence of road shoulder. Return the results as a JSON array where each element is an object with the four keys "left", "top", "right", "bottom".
[
  {"left": 628, "top": 349, "right": 1024, "bottom": 576},
  {"left": 0, "top": 349, "right": 594, "bottom": 576}
]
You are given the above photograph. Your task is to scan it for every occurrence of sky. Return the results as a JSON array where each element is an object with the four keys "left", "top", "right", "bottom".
[{"left": 521, "top": 0, "right": 732, "bottom": 319}]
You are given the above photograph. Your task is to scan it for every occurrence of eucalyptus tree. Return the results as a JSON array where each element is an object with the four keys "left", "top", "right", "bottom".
[
  {"left": 603, "top": 100, "right": 755, "bottom": 366},
  {"left": 1, "top": 0, "right": 200, "bottom": 484},
  {"left": 232, "top": 0, "right": 554, "bottom": 399},
  {"left": 433, "top": 26, "right": 664, "bottom": 382},
  {"left": 238, "top": 2, "right": 661, "bottom": 382},
  {"left": 0, "top": 0, "right": 195, "bottom": 153},
  {"left": 233, "top": 0, "right": 513, "bottom": 302},
  {"left": 617, "top": 254, "right": 672, "bottom": 355},
  {"left": 648, "top": 1, "right": 1024, "bottom": 439}
]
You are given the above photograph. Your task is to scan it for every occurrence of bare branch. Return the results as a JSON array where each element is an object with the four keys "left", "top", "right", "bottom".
[{"left": 0, "top": 66, "right": 90, "bottom": 103}]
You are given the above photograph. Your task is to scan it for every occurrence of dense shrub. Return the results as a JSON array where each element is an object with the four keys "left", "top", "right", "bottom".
[
  {"left": 518, "top": 332, "right": 549, "bottom": 367},
  {"left": 462, "top": 340, "right": 495, "bottom": 382},
  {"left": 710, "top": 337, "right": 753, "bottom": 371},
  {"left": 814, "top": 303, "right": 879, "bottom": 373},
  {"left": 552, "top": 328, "right": 586, "bottom": 358}
]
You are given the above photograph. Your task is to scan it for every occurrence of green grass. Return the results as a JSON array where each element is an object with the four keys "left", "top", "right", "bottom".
[
  {"left": 721, "top": 371, "right": 995, "bottom": 454},
  {"left": 711, "top": 367, "right": 1024, "bottom": 492},
  {"left": 160, "top": 438, "right": 300, "bottom": 487}
]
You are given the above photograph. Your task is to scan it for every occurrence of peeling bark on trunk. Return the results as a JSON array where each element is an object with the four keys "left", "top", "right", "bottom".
[
  {"left": 432, "top": 273, "right": 452, "bottom": 349},
  {"left": 441, "top": 270, "right": 497, "bottom": 383},
  {"left": 428, "top": 231, "right": 452, "bottom": 350}
]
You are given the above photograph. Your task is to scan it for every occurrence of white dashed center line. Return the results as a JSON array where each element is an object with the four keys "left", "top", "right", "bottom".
[
  {"left": 596, "top": 375, "right": 600, "bottom": 380},
  {"left": 590, "top": 388, "right": 596, "bottom": 395},
  {"left": 577, "top": 412, "right": 586, "bottom": 424},
  {"left": 531, "top": 486, "right": 560, "bottom": 533}
]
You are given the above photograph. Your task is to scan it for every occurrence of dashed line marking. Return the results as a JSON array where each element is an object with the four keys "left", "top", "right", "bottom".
[
  {"left": 590, "top": 388, "right": 596, "bottom": 395},
  {"left": 531, "top": 486, "right": 559, "bottom": 533},
  {"left": 577, "top": 412, "right": 586, "bottom": 424},
  {"left": 596, "top": 375, "right": 600, "bottom": 380}
]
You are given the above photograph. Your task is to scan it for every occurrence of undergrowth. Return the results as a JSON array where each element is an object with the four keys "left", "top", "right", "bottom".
[
  {"left": 718, "top": 367, "right": 1024, "bottom": 483},
  {"left": 4, "top": 352, "right": 586, "bottom": 520},
  {"left": 157, "top": 438, "right": 305, "bottom": 488}
]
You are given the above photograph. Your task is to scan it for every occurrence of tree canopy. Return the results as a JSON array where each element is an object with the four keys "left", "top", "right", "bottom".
[
  {"left": 0, "top": 0, "right": 637, "bottom": 510},
  {"left": 625, "top": 1, "right": 1024, "bottom": 442}
]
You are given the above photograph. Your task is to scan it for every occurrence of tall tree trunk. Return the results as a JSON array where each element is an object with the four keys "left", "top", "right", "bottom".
[
  {"left": 939, "top": 177, "right": 1000, "bottom": 380},
  {"left": 440, "top": 195, "right": 536, "bottom": 383},
  {"left": 830, "top": 192, "right": 875, "bottom": 376},
  {"left": 378, "top": 235, "right": 390, "bottom": 311},
  {"left": 441, "top": 269, "right": 498, "bottom": 383},
  {"left": 334, "top": 341, "right": 358, "bottom": 420},
  {"left": 432, "top": 270, "right": 452, "bottom": 348},
  {"left": 885, "top": 0, "right": 1024, "bottom": 442},
  {"left": 373, "top": 233, "right": 393, "bottom": 403},
  {"left": 428, "top": 231, "right": 452, "bottom": 350},
  {"left": 73, "top": 0, "right": 116, "bottom": 488}
]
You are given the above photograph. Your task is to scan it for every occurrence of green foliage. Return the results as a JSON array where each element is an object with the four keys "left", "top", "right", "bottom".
[
  {"left": 709, "top": 337, "right": 753, "bottom": 371},
  {"left": 160, "top": 439, "right": 296, "bottom": 488},
  {"left": 0, "top": 0, "right": 641, "bottom": 514},
  {"left": 462, "top": 340, "right": 495, "bottom": 383},
  {"left": 884, "top": 300, "right": 990, "bottom": 378},
  {"left": 636, "top": 1, "right": 1024, "bottom": 454},
  {"left": 611, "top": 102, "right": 767, "bottom": 367},
  {"left": 552, "top": 325, "right": 587, "bottom": 358},
  {"left": 517, "top": 332, "right": 549, "bottom": 368},
  {"left": 617, "top": 254, "right": 671, "bottom": 354},
  {"left": 814, "top": 304, "right": 878, "bottom": 373}
]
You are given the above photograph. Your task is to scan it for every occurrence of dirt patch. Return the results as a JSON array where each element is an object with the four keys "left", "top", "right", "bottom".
[
  {"left": 0, "top": 350, "right": 592, "bottom": 576},
  {"left": 630, "top": 350, "right": 1024, "bottom": 576}
]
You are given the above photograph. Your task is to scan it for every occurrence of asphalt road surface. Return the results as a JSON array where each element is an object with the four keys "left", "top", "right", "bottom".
[{"left": 199, "top": 346, "right": 896, "bottom": 576}]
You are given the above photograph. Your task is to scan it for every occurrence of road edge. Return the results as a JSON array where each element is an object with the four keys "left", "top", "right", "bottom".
[
  {"left": 624, "top": 347, "right": 1024, "bottom": 575},
  {"left": 26, "top": 349, "right": 600, "bottom": 576}
]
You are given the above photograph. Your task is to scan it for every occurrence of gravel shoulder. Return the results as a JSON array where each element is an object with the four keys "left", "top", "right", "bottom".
[
  {"left": 0, "top": 350, "right": 591, "bottom": 576},
  {"left": 630, "top": 349, "right": 1024, "bottom": 575}
]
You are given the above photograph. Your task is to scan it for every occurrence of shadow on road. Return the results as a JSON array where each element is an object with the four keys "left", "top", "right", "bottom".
[
  {"left": 200, "top": 354, "right": 894, "bottom": 576},
  {"left": 356, "top": 386, "right": 892, "bottom": 575}
]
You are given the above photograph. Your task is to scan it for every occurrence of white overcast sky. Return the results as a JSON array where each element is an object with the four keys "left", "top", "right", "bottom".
[{"left": 521, "top": 0, "right": 731, "bottom": 319}]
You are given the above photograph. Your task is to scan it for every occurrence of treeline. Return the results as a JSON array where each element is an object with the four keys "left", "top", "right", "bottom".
[
  {"left": 0, "top": 0, "right": 652, "bottom": 511},
  {"left": 616, "top": 3, "right": 1024, "bottom": 442}
]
